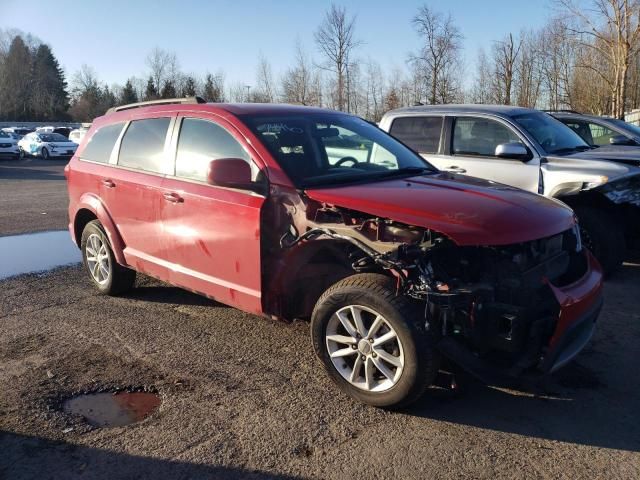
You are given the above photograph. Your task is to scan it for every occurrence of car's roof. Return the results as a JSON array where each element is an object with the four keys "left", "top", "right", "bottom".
[
  {"left": 551, "top": 111, "right": 618, "bottom": 122},
  {"left": 385, "top": 104, "right": 536, "bottom": 117},
  {"left": 105, "top": 102, "right": 341, "bottom": 118}
]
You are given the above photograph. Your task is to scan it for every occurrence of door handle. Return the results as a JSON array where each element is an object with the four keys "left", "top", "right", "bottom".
[
  {"left": 446, "top": 166, "right": 467, "bottom": 174},
  {"left": 102, "top": 179, "right": 115, "bottom": 188},
  {"left": 163, "top": 192, "right": 184, "bottom": 203}
]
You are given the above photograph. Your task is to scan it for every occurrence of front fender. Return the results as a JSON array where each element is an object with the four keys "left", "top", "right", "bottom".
[{"left": 73, "top": 193, "right": 127, "bottom": 265}]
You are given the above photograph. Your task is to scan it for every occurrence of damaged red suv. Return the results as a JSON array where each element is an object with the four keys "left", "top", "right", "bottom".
[{"left": 66, "top": 98, "right": 603, "bottom": 408}]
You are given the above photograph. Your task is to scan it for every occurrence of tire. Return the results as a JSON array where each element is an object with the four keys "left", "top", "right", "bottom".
[
  {"left": 80, "top": 220, "right": 136, "bottom": 295},
  {"left": 41, "top": 147, "right": 50, "bottom": 160},
  {"left": 311, "top": 273, "right": 439, "bottom": 409},
  {"left": 574, "top": 206, "right": 625, "bottom": 276}
]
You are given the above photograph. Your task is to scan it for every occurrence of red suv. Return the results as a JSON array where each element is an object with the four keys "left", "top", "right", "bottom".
[{"left": 66, "top": 97, "right": 603, "bottom": 408}]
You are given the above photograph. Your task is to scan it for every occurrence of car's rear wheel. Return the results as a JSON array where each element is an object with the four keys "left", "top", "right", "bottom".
[
  {"left": 311, "top": 273, "right": 439, "bottom": 408},
  {"left": 574, "top": 206, "right": 625, "bottom": 276},
  {"left": 81, "top": 220, "right": 136, "bottom": 295},
  {"left": 41, "top": 147, "right": 50, "bottom": 160}
]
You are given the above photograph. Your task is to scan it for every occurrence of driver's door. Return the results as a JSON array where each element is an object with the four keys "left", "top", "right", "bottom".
[{"left": 446, "top": 116, "right": 540, "bottom": 193}]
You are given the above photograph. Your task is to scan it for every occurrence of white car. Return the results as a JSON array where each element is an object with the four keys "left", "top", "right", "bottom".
[
  {"left": 68, "top": 128, "right": 88, "bottom": 144},
  {"left": 0, "top": 130, "right": 21, "bottom": 160},
  {"left": 18, "top": 132, "right": 78, "bottom": 159}
]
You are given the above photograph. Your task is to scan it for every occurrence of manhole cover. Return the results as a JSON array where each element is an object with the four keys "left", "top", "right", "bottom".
[{"left": 63, "top": 391, "right": 161, "bottom": 427}]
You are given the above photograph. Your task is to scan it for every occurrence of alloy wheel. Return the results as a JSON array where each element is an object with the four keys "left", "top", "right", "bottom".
[
  {"left": 326, "top": 305, "right": 405, "bottom": 392},
  {"left": 85, "top": 233, "right": 110, "bottom": 285}
]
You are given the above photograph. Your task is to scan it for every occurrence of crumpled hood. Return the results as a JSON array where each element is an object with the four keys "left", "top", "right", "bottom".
[
  {"left": 305, "top": 172, "right": 575, "bottom": 246},
  {"left": 565, "top": 145, "right": 640, "bottom": 167}
]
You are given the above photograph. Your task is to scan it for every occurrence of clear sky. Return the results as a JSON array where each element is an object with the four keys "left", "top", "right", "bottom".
[{"left": 1, "top": 0, "right": 554, "bottom": 88}]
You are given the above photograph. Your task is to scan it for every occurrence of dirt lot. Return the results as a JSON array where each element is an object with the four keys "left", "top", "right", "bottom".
[{"left": 1, "top": 159, "right": 639, "bottom": 479}]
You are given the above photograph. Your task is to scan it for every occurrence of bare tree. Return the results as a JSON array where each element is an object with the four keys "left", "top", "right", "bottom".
[
  {"left": 540, "top": 18, "right": 576, "bottom": 109},
  {"left": 281, "top": 41, "right": 321, "bottom": 105},
  {"left": 145, "top": 47, "right": 179, "bottom": 93},
  {"left": 470, "top": 48, "right": 493, "bottom": 103},
  {"left": 315, "top": 4, "right": 361, "bottom": 111},
  {"left": 255, "top": 55, "right": 275, "bottom": 102},
  {"left": 491, "top": 33, "right": 523, "bottom": 104},
  {"left": 410, "top": 5, "right": 463, "bottom": 105},
  {"left": 514, "top": 30, "right": 544, "bottom": 108},
  {"left": 559, "top": 0, "right": 640, "bottom": 118}
]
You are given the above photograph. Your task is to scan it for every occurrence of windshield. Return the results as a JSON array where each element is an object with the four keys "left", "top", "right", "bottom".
[
  {"left": 242, "top": 113, "right": 436, "bottom": 188},
  {"left": 0, "top": 131, "right": 9, "bottom": 138},
  {"left": 609, "top": 118, "right": 640, "bottom": 137},
  {"left": 512, "top": 112, "right": 590, "bottom": 154},
  {"left": 40, "top": 133, "right": 68, "bottom": 142}
]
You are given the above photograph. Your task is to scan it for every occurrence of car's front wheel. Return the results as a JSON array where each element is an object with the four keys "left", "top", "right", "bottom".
[
  {"left": 311, "top": 273, "right": 439, "bottom": 408},
  {"left": 41, "top": 147, "right": 50, "bottom": 159},
  {"left": 81, "top": 220, "right": 136, "bottom": 295}
]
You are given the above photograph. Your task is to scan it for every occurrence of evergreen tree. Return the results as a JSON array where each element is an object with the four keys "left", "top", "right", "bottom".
[
  {"left": 160, "top": 81, "right": 177, "bottom": 99},
  {"left": 101, "top": 85, "right": 117, "bottom": 112},
  {"left": 1, "top": 36, "right": 32, "bottom": 120},
  {"left": 203, "top": 73, "right": 224, "bottom": 102},
  {"left": 144, "top": 76, "right": 158, "bottom": 100},
  {"left": 30, "top": 44, "right": 69, "bottom": 120},
  {"left": 120, "top": 79, "right": 138, "bottom": 104},
  {"left": 182, "top": 76, "right": 196, "bottom": 97}
]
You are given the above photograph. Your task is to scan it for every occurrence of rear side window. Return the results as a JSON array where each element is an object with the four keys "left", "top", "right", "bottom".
[
  {"left": 175, "top": 118, "right": 251, "bottom": 182},
  {"left": 118, "top": 118, "right": 171, "bottom": 173},
  {"left": 389, "top": 116, "right": 442, "bottom": 153}
]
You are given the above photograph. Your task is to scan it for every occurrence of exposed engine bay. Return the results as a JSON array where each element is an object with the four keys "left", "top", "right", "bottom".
[{"left": 281, "top": 204, "right": 588, "bottom": 377}]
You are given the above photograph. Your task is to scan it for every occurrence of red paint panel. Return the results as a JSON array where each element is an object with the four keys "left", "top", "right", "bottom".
[
  {"left": 306, "top": 173, "right": 576, "bottom": 246},
  {"left": 547, "top": 251, "right": 604, "bottom": 349},
  {"left": 158, "top": 177, "right": 264, "bottom": 313}
]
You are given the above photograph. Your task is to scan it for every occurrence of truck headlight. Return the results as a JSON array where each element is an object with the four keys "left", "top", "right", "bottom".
[{"left": 582, "top": 175, "right": 608, "bottom": 190}]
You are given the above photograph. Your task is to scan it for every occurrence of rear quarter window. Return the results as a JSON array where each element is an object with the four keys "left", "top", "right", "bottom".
[
  {"left": 389, "top": 116, "right": 443, "bottom": 153},
  {"left": 81, "top": 123, "right": 125, "bottom": 163},
  {"left": 118, "top": 118, "right": 171, "bottom": 174}
]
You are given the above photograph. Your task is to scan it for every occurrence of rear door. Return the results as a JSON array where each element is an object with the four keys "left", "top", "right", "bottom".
[
  {"left": 446, "top": 116, "right": 540, "bottom": 192},
  {"left": 101, "top": 114, "right": 176, "bottom": 278},
  {"left": 158, "top": 113, "right": 266, "bottom": 313}
]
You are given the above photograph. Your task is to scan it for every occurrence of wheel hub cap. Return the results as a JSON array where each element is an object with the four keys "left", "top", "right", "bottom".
[
  {"left": 358, "top": 339, "right": 372, "bottom": 355},
  {"left": 325, "top": 305, "right": 405, "bottom": 392}
]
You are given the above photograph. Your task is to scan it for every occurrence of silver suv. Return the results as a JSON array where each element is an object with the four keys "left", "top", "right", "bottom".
[{"left": 380, "top": 105, "right": 640, "bottom": 274}]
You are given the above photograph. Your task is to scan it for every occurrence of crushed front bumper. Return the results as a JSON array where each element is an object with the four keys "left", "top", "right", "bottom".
[
  {"left": 541, "top": 250, "right": 604, "bottom": 373},
  {"left": 437, "top": 249, "right": 604, "bottom": 382}
]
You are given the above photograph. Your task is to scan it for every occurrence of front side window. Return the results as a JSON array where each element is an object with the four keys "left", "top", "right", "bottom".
[
  {"left": 588, "top": 122, "right": 617, "bottom": 146},
  {"left": 175, "top": 118, "right": 252, "bottom": 182},
  {"left": 242, "top": 113, "right": 435, "bottom": 188},
  {"left": 512, "top": 112, "right": 589, "bottom": 154},
  {"left": 389, "top": 116, "right": 443, "bottom": 153},
  {"left": 452, "top": 117, "right": 521, "bottom": 157},
  {"left": 562, "top": 120, "right": 594, "bottom": 145},
  {"left": 81, "top": 123, "right": 124, "bottom": 163},
  {"left": 118, "top": 118, "right": 171, "bottom": 174}
]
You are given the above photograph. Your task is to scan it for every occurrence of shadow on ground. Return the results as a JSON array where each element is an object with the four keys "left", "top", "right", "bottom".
[{"left": 0, "top": 431, "right": 299, "bottom": 480}]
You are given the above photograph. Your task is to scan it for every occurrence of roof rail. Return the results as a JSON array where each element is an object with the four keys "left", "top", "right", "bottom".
[
  {"left": 106, "top": 96, "right": 207, "bottom": 114},
  {"left": 544, "top": 109, "right": 582, "bottom": 114}
]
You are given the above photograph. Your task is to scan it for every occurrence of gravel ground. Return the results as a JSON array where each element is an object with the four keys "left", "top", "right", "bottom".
[{"left": 0, "top": 159, "right": 639, "bottom": 479}]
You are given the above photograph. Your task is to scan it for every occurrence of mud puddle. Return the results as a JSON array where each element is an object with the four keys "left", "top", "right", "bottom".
[
  {"left": 63, "top": 391, "right": 161, "bottom": 427},
  {"left": 0, "top": 230, "right": 81, "bottom": 280}
]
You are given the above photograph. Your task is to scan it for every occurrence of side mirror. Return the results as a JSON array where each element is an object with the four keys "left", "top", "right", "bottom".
[
  {"left": 495, "top": 142, "right": 531, "bottom": 161},
  {"left": 207, "top": 158, "right": 252, "bottom": 189},
  {"left": 609, "top": 134, "right": 635, "bottom": 146}
]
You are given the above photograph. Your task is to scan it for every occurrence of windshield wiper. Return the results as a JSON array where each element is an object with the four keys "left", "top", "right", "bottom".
[{"left": 550, "top": 145, "right": 592, "bottom": 154}]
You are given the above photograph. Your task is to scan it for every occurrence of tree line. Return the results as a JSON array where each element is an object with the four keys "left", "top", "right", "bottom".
[{"left": 1, "top": 0, "right": 639, "bottom": 123}]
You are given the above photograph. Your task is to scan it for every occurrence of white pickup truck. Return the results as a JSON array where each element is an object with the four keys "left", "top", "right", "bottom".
[{"left": 379, "top": 105, "right": 640, "bottom": 274}]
